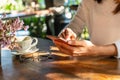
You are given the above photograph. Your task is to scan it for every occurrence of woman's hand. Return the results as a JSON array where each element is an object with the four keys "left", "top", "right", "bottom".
[
  {"left": 54, "top": 40, "right": 97, "bottom": 56},
  {"left": 59, "top": 28, "right": 77, "bottom": 41},
  {"left": 54, "top": 39, "right": 117, "bottom": 57}
]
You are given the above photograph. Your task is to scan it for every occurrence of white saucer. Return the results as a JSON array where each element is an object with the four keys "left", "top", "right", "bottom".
[{"left": 12, "top": 48, "right": 39, "bottom": 55}]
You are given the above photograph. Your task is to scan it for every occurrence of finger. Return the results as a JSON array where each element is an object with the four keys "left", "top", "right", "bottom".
[
  {"left": 67, "top": 40, "right": 84, "bottom": 47},
  {"left": 59, "top": 28, "right": 76, "bottom": 41},
  {"left": 55, "top": 44, "right": 73, "bottom": 56},
  {"left": 60, "top": 28, "right": 71, "bottom": 40},
  {"left": 70, "top": 35, "right": 76, "bottom": 40},
  {"left": 70, "top": 30, "right": 76, "bottom": 40},
  {"left": 64, "top": 29, "right": 69, "bottom": 37},
  {"left": 68, "top": 40, "right": 93, "bottom": 46},
  {"left": 61, "top": 29, "right": 70, "bottom": 39},
  {"left": 58, "top": 29, "right": 67, "bottom": 39},
  {"left": 54, "top": 40, "right": 71, "bottom": 49},
  {"left": 65, "top": 28, "right": 75, "bottom": 40},
  {"left": 61, "top": 32, "right": 66, "bottom": 39},
  {"left": 54, "top": 40, "right": 74, "bottom": 52},
  {"left": 54, "top": 38, "right": 67, "bottom": 44}
]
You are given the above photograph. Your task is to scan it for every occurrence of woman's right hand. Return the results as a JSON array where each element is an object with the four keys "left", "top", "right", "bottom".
[{"left": 58, "top": 28, "right": 77, "bottom": 41}]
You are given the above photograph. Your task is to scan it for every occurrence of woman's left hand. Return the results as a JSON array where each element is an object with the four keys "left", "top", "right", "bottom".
[{"left": 54, "top": 40, "right": 98, "bottom": 56}]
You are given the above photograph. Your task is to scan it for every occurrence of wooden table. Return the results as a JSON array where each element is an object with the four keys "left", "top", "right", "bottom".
[{"left": 0, "top": 38, "right": 120, "bottom": 80}]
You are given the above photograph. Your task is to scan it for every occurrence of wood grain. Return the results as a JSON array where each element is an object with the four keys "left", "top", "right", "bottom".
[{"left": 0, "top": 38, "right": 120, "bottom": 80}]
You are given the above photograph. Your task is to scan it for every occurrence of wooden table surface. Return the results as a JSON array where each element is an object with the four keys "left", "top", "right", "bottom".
[{"left": 0, "top": 38, "right": 120, "bottom": 80}]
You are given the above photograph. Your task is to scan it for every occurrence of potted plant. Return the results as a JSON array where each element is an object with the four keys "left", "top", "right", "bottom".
[{"left": 0, "top": 16, "right": 29, "bottom": 65}]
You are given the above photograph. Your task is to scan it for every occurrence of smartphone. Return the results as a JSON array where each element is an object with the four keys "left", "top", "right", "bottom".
[
  {"left": 46, "top": 35, "right": 68, "bottom": 44},
  {"left": 46, "top": 35, "right": 59, "bottom": 40}
]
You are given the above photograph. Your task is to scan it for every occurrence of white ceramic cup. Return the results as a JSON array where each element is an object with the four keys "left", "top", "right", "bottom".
[{"left": 16, "top": 36, "right": 38, "bottom": 53}]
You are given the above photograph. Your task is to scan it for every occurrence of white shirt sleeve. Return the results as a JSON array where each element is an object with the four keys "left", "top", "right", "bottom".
[{"left": 114, "top": 41, "right": 120, "bottom": 58}]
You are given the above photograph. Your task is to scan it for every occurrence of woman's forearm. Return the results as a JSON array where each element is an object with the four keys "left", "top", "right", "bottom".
[{"left": 95, "top": 44, "right": 117, "bottom": 56}]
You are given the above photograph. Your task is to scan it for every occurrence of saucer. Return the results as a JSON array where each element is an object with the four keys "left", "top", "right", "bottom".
[{"left": 12, "top": 48, "right": 39, "bottom": 55}]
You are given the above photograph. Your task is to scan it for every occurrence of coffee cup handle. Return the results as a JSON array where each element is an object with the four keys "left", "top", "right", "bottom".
[{"left": 30, "top": 38, "right": 38, "bottom": 47}]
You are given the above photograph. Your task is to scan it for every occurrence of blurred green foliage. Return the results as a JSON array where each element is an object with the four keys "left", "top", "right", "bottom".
[
  {"left": 81, "top": 27, "right": 90, "bottom": 40},
  {"left": 0, "top": 0, "right": 24, "bottom": 13},
  {"left": 22, "top": 16, "right": 47, "bottom": 38}
]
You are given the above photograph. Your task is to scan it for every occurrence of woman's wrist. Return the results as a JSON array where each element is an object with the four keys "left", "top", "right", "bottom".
[{"left": 94, "top": 44, "right": 117, "bottom": 56}]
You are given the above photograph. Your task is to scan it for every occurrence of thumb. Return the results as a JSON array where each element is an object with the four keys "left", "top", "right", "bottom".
[{"left": 67, "top": 40, "right": 83, "bottom": 47}]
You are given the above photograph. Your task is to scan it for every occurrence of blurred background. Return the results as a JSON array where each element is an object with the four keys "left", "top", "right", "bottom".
[{"left": 0, "top": 0, "right": 89, "bottom": 40}]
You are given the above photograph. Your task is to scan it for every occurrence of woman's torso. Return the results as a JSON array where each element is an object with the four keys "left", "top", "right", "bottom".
[{"left": 85, "top": 0, "right": 120, "bottom": 45}]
